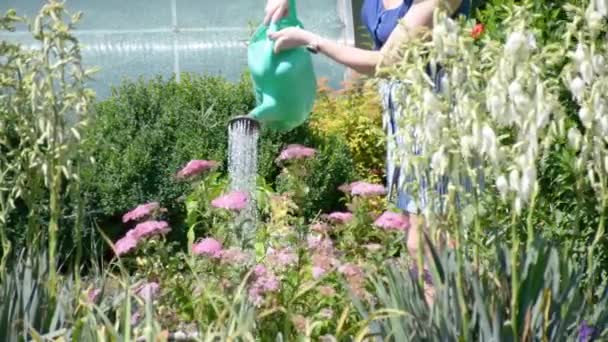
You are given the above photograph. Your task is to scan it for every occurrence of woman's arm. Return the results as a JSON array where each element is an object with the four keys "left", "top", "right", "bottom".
[
  {"left": 268, "top": 28, "right": 381, "bottom": 75},
  {"left": 268, "top": 0, "right": 462, "bottom": 75}
]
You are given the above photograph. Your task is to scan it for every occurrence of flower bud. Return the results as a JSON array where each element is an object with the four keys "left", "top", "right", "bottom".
[
  {"left": 592, "top": 54, "right": 606, "bottom": 74},
  {"left": 509, "top": 169, "right": 520, "bottom": 192},
  {"left": 569, "top": 77, "right": 585, "bottom": 100},
  {"left": 588, "top": 167, "right": 596, "bottom": 185},
  {"left": 430, "top": 147, "right": 447, "bottom": 173},
  {"left": 508, "top": 81, "right": 524, "bottom": 99},
  {"left": 579, "top": 106, "right": 593, "bottom": 128},
  {"left": 496, "top": 175, "right": 509, "bottom": 199},
  {"left": 596, "top": 0, "right": 608, "bottom": 16},
  {"left": 573, "top": 43, "right": 586, "bottom": 64},
  {"left": 505, "top": 32, "right": 526, "bottom": 56},
  {"left": 567, "top": 127, "right": 582, "bottom": 151},
  {"left": 580, "top": 60, "right": 594, "bottom": 84},
  {"left": 423, "top": 90, "right": 441, "bottom": 113},
  {"left": 586, "top": 9, "right": 604, "bottom": 30}
]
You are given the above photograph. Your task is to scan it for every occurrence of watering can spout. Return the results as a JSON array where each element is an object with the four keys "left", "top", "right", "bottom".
[{"left": 229, "top": 115, "right": 260, "bottom": 135}]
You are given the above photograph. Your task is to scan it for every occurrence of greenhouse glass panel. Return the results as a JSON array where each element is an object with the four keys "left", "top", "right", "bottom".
[{"left": 1, "top": 0, "right": 356, "bottom": 99}]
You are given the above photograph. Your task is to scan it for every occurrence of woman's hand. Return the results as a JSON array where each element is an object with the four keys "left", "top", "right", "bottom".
[
  {"left": 268, "top": 27, "right": 316, "bottom": 53},
  {"left": 264, "top": 0, "right": 289, "bottom": 25}
]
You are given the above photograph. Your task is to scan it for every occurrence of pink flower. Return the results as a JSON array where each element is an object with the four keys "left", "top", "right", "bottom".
[
  {"left": 307, "top": 235, "right": 334, "bottom": 252},
  {"left": 135, "top": 282, "right": 160, "bottom": 301},
  {"left": 317, "top": 286, "right": 336, "bottom": 297},
  {"left": 248, "top": 264, "right": 280, "bottom": 306},
  {"left": 338, "top": 263, "right": 363, "bottom": 277},
  {"left": 219, "top": 247, "right": 250, "bottom": 265},
  {"left": 350, "top": 181, "right": 386, "bottom": 197},
  {"left": 311, "top": 222, "right": 331, "bottom": 233},
  {"left": 276, "top": 144, "right": 316, "bottom": 163},
  {"left": 327, "top": 212, "right": 353, "bottom": 224},
  {"left": 374, "top": 211, "right": 410, "bottom": 231},
  {"left": 312, "top": 266, "right": 327, "bottom": 279},
  {"left": 193, "top": 238, "right": 223, "bottom": 258},
  {"left": 338, "top": 183, "right": 353, "bottom": 193},
  {"left": 211, "top": 191, "right": 248, "bottom": 211},
  {"left": 338, "top": 263, "right": 366, "bottom": 298},
  {"left": 176, "top": 160, "right": 219, "bottom": 179},
  {"left": 113, "top": 235, "right": 138, "bottom": 256},
  {"left": 291, "top": 314, "right": 307, "bottom": 333},
  {"left": 129, "top": 220, "right": 171, "bottom": 240},
  {"left": 311, "top": 253, "right": 337, "bottom": 273},
  {"left": 267, "top": 247, "right": 297, "bottom": 267},
  {"left": 87, "top": 288, "right": 101, "bottom": 302},
  {"left": 122, "top": 202, "right": 161, "bottom": 223}
]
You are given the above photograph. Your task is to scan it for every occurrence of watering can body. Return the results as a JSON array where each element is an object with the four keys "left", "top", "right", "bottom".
[{"left": 247, "top": 0, "right": 316, "bottom": 132}]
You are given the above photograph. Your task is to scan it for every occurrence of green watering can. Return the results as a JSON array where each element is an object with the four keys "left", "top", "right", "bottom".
[{"left": 247, "top": 0, "right": 316, "bottom": 132}]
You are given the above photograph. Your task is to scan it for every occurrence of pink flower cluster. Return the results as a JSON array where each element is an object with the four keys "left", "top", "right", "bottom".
[
  {"left": 308, "top": 235, "right": 338, "bottom": 279},
  {"left": 219, "top": 247, "right": 251, "bottom": 265},
  {"left": 338, "top": 263, "right": 366, "bottom": 298},
  {"left": 327, "top": 212, "right": 353, "bottom": 224},
  {"left": 267, "top": 247, "right": 298, "bottom": 268},
  {"left": 276, "top": 144, "right": 316, "bottom": 163},
  {"left": 122, "top": 202, "right": 163, "bottom": 223},
  {"left": 135, "top": 281, "right": 160, "bottom": 301},
  {"left": 192, "top": 237, "right": 223, "bottom": 258},
  {"left": 211, "top": 191, "right": 248, "bottom": 211},
  {"left": 310, "top": 222, "right": 331, "bottom": 233},
  {"left": 113, "top": 220, "right": 171, "bottom": 256},
  {"left": 340, "top": 181, "right": 386, "bottom": 197},
  {"left": 176, "top": 159, "right": 219, "bottom": 180},
  {"left": 248, "top": 264, "right": 280, "bottom": 306},
  {"left": 374, "top": 211, "right": 410, "bottom": 231}
]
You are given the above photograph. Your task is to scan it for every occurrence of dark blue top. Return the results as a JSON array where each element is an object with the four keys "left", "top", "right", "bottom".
[{"left": 361, "top": 0, "right": 471, "bottom": 50}]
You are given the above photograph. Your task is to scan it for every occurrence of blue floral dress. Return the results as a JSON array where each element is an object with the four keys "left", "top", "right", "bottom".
[{"left": 362, "top": 0, "right": 471, "bottom": 213}]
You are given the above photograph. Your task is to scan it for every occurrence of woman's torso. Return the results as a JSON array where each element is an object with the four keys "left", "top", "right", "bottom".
[{"left": 361, "top": 0, "right": 471, "bottom": 50}]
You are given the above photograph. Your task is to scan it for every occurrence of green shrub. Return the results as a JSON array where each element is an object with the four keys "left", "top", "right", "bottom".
[
  {"left": 309, "top": 78, "right": 385, "bottom": 183},
  {"left": 82, "top": 74, "right": 357, "bottom": 237}
]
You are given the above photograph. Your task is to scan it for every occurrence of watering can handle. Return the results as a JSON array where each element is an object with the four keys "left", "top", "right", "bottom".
[{"left": 288, "top": 0, "right": 297, "bottom": 21}]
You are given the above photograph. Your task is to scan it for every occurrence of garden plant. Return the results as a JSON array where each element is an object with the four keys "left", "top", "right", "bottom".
[{"left": 1, "top": 0, "right": 608, "bottom": 341}]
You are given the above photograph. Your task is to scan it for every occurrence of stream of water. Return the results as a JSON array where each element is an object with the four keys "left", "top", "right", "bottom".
[{"left": 227, "top": 117, "right": 259, "bottom": 246}]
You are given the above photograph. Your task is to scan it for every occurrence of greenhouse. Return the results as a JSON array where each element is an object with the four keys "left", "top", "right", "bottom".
[
  {"left": 1, "top": 0, "right": 361, "bottom": 98},
  {"left": 1, "top": 0, "right": 608, "bottom": 340}
]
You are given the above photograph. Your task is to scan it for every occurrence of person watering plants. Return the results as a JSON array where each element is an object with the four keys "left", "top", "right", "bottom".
[{"left": 263, "top": 0, "right": 471, "bottom": 261}]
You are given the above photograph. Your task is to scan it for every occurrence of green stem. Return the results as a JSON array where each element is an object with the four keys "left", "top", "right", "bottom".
[
  {"left": 74, "top": 162, "right": 84, "bottom": 289},
  {"left": 473, "top": 170, "right": 481, "bottom": 270},
  {"left": 0, "top": 222, "right": 10, "bottom": 280},
  {"left": 448, "top": 186, "right": 470, "bottom": 338},
  {"left": 526, "top": 186, "right": 538, "bottom": 248},
  {"left": 510, "top": 205, "right": 520, "bottom": 339},
  {"left": 48, "top": 170, "right": 61, "bottom": 297},
  {"left": 587, "top": 174, "right": 606, "bottom": 296}
]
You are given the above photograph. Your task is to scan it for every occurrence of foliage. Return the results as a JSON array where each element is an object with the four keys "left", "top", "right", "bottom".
[
  {"left": 3, "top": 0, "right": 608, "bottom": 340},
  {"left": 0, "top": 250, "right": 72, "bottom": 341},
  {"left": 356, "top": 237, "right": 608, "bottom": 341},
  {"left": 81, "top": 74, "right": 255, "bottom": 232},
  {"left": 0, "top": 1, "right": 95, "bottom": 284},
  {"left": 82, "top": 74, "right": 358, "bottom": 240},
  {"left": 309, "top": 78, "right": 386, "bottom": 183}
]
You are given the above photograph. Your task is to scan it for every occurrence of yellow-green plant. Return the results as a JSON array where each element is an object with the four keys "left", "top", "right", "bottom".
[
  {"left": 0, "top": 1, "right": 95, "bottom": 288},
  {"left": 309, "top": 78, "right": 386, "bottom": 182}
]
